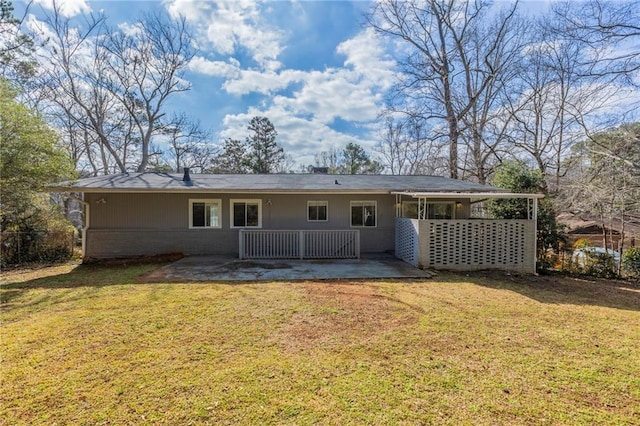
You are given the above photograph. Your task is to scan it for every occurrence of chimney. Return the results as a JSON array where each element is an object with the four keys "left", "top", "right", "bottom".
[{"left": 182, "top": 167, "right": 191, "bottom": 182}]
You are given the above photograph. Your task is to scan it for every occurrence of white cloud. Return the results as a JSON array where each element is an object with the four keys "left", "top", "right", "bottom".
[
  {"left": 217, "top": 29, "right": 396, "bottom": 124},
  {"left": 165, "top": 0, "right": 284, "bottom": 69},
  {"left": 211, "top": 28, "right": 397, "bottom": 165},
  {"left": 336, "top": 27, "right": 395, "bottom": 88},
  {"left": 222, "top": 68, "right": 307, "bottom": 95},
  {"left": 33, "top": 0, "right": 90, "bottom": 17},
  {"left": 164, "top": 2, "right": 398, "bottom": 165},
  {"left": 188, "top": 56, "right": 241, "bottom": 78}
]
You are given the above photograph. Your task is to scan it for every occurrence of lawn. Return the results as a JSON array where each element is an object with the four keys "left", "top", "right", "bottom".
[{"left": 1, "top": 263, "right": 639, "bottom": 425}]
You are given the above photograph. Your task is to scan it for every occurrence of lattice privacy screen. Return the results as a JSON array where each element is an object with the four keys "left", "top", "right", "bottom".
[
  {"left": 426, "top": 221, "right": 528, "bottom": 267},
  {"left": 395, "top": 218, "right": 419, "bottom": 267}
]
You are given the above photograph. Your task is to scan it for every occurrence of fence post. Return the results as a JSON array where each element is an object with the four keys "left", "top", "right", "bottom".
[
  {"left": 299, "top": 231, "right": 304, "bottom": 260},
  {"left": 239, "top": 229, "right": 244, "bottom": 259}
]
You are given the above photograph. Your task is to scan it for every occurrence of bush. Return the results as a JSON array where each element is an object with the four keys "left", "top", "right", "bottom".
[
  {"left": 0, "top": 195, "right": 76, "bottom": 268},
  {"left": 570, "top": 244, "right": 619, "bottom": 279},
  {"left": 622, "top": 247, "right": 640, "bottom": 279}
]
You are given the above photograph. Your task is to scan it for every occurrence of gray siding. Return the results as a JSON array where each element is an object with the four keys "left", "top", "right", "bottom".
[{"left": 84, "top": 192, "right": 398, "bottom": 258}]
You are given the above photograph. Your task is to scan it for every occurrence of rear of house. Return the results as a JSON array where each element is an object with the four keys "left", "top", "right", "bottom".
[{"left": 52, "top": 171, "right": 542, "bottom": 273}]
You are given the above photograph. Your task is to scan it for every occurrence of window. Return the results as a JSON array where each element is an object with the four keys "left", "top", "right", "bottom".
[
  {"left": 308, "top": 201, "right": 328, "bottom": 222},
  {"left": 402, "top": 201, "right": 418, "bottom": 219},
  {"left": 427, "top": 202, "right": 455, "bottom": 220},
  {"left": 189, "top": 199, "right": 221, "bottom": 228},
  {"left": 230, "top": 199, "right": 262, "bottom": 228},
  {"left": 351, "top": 201, "right": 376, "bottom": 227}
]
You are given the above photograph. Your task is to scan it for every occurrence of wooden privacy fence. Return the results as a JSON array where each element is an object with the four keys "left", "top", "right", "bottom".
[{"left": 239, "top": 229, "right": 360, "bottom": 260}]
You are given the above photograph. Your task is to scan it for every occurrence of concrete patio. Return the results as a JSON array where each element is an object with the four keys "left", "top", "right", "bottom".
[{"left": 143, "top": 254, "right": 434, "bottom": 282}]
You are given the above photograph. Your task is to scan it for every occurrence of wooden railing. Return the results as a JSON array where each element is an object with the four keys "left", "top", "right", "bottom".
[{"left": 239, "top": 230, "right": 360, "bottom": 260}]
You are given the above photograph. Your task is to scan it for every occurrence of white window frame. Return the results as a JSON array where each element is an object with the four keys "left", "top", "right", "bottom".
[
  {"left": 350, "top": 200, "right": 377, "bottom": 228},
  {"left": 189, "top": 199, "right": 222, "bottom": 229},
  {"left": 230, "top": 199, "right": 262, "bottom": 228},
  {"left": 307, "top": 201, "right": 329, "bottom": 222}
]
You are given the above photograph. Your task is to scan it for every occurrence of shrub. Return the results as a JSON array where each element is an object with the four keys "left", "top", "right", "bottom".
[
  {"left": 0, "top": 195, "right": 76, "bottom": 267},
  {"left": 570, "top": 238, "right": 620, "bottom": 278},
  {"left": 622, "top": 247, "right": 640, "bottom": 279}
]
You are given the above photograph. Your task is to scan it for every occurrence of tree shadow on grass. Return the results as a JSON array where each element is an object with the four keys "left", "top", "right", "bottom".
[
  {"left": 437, "top": 271, "right": 640, "bottom": 312},
  {"left": 0, "top": 263, "right": 162, "bottom": 311},
  {"left": 1, "top": 264, "right": 160, "bottom": 290}
]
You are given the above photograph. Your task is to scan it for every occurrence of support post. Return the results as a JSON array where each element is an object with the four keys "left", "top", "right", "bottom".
[{"left": 533, "top": 197, "right": 538, "bottom": 274}]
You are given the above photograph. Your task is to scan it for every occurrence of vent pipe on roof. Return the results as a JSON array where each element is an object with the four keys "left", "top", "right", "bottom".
[{"left": 183, "top": 167, "right": 191, "bottom": 182}]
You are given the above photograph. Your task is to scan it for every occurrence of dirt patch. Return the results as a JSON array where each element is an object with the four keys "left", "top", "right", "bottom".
[
  {"left": 275, "top": 283, "right": 419, "bottom": 353},
  {"left": 83, "top": 253, "right": 184, "bottom": 266}
]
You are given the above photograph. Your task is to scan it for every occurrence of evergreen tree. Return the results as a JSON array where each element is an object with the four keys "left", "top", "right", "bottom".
[
  {"left": 0, "top": 80, "right": 76, "bottom": 264},
  {"left": 339, "top": 143, "right": 384, "bottom": 174},
  {"left": 489, "top": 161, "right": 566, "bottom": 269},
  {"left": 245, "top": 116, "right": 285, "bottom": 174},
  {"left": 210, "top": 138, "right": 249, "bottom": 173}
]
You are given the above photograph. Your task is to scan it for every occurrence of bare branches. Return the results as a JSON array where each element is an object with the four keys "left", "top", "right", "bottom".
[
  {"left": 32, "top": 3, "right": 196, "bottom": 175},
  {"left": 369, "top": 0, "right": 521, "bottom": 181},
  {"left": 551, "top": 0, "right": 640, "bottom": 80}
]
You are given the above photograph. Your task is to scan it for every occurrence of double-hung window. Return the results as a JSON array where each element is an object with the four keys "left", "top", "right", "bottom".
[
  {"left": 307, "top": 201, "right": 328, "bottom": 222},
  {"left": 189, "top": 199, "right": 221, "bottom": 228},
  {"left": 231, "top": 199, "right": 262, "bottom": 228},
  {"left": 350, "top": 201, "right": 376, "bottom": 227}
]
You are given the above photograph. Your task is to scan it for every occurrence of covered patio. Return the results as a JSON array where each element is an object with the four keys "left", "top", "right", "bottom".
[{"left": 393, "top": 191, "right": 544, "bottom": 274}]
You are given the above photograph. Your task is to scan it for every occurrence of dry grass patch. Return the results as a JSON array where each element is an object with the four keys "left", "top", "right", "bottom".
[{"left": 1, "top": 264, "right": 639, "bottom": 425}]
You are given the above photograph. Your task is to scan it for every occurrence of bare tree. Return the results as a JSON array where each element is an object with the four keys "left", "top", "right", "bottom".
[
  {"left": 501, "top": 7, "right": 634, "bottom": 192},
  {"left": 159, "top": 114, "right": 216, "bottom": 173},
  {"left": 375, "top": 116, "right": 445, "bottom": 175},
  {"left": 564, "top": 124, "right": 640, "bottom": 273},
  {"left": 553, "top": 0, "right": 640, "bottom": 80},
  {"left": 32, "top": 3, "right": 195, "bottom": 174},
  {"left": 34, "top": 8, "right": 133, "bottom": 174},
  {"left": 369, "top": 0, "right": 519, "bottom": 180},
  {"left": 314, "top": 147, "right": 340, "bottom": 174},
  {"left": 101, "top": 11, "right": 195, "bottom": 172}
]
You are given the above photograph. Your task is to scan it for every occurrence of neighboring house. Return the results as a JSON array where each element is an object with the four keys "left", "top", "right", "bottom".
[
  {"left": 558, "top": 212, "right": 640, "bottom": 249},
  {"left": 51, "top": 169, "right": 543, "bottom": 273}
]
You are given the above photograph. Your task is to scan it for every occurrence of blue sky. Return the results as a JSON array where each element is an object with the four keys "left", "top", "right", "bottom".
[{"left": 22, "top": 0, "right": 551, "bottom": 167}]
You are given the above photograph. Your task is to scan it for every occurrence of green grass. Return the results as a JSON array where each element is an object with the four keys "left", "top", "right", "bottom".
[{"left": 1, "top": 264, "right": 639, "bottom": 425}]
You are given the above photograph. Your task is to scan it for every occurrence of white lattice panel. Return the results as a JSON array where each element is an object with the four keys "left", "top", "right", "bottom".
[
  {"left": 426, "top": 221, "right": 528, "bottom": 268},
  {"left": 395, "top": 218, "right": 419, "bottom": 267}
]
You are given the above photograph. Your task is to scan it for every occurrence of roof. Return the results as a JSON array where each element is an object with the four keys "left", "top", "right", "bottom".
[
  {"left": 393, "top": 191, "right": 545, "bottom": 199},
  {"left": 558, "top": 212, "right": 640, "bottom": 237},
  {"left": 49, "top": 172, "right": 506, "bottom": 194}
]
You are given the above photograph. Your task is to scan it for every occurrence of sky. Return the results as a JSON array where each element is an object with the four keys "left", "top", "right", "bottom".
[{"left": 19, "top": 0, "right": 553, "bottom": 167}]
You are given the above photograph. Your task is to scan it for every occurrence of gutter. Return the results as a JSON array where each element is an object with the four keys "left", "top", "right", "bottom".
[{"left": 68, "top": 193, "right": 90, "bottom": 259}]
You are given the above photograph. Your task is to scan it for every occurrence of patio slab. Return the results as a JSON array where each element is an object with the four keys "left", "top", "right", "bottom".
[{"left": 143, "top": 254, "right": 434, "bottom": 282}]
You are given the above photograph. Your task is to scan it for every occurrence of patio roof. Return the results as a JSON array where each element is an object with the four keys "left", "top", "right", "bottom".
[{"left": 392, "top": 191, "right": 545, "bottom": 199}]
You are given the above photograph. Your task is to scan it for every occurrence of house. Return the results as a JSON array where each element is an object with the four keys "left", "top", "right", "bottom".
[
  {"left": 557, "top": 212, "right": 640, "bottom": 249},
  {"left": 51, "top": 169, "right": 543, "bottom": 273}
]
